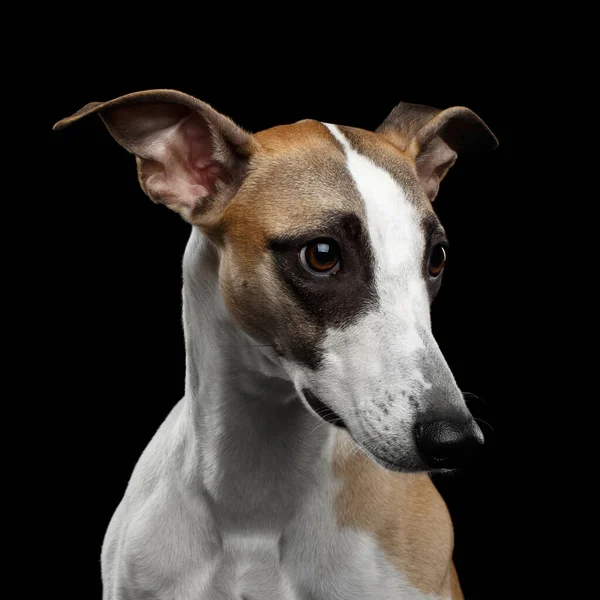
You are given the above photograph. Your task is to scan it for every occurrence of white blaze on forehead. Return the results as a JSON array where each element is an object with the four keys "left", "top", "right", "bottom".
[{"left": 323, "top": 124, "right": 429, "bottom": 326}]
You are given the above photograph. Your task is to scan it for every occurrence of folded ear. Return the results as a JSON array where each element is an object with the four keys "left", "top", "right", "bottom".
[
  {"left": 53, "top": 89, "right": 257, "bottom": 226},
  {"left": 376, "top": 101, "right": 498, "bottom": 201}
]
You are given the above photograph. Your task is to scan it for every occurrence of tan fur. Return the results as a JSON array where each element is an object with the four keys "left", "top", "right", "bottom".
[
  {"left": 224, "top": 120, "right": 365, "bottom": 239},
  {"left": 221, "top": 122, "right": 347, "bottom": 238},
  {"left": 333, "top": 432, "right": 461, "bottom": 597},
  {"left": 449, "top": 561, "right": 464, "bottom": 599}
]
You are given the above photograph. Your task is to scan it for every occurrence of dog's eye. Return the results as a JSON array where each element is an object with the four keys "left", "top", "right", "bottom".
[
  {"left": 300, "top": 239, "right": 341, "bottom": 275},
  {"left": 428, "top": 244, "right": 447, "bottom": 277}
]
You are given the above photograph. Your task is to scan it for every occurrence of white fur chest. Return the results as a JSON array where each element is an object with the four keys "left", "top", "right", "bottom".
[
  {"left": 103, "top": 403, "right": 439, "bottom": 600},
  {"left": 112, "top": 486, "right": 436, "bottom": 600}
]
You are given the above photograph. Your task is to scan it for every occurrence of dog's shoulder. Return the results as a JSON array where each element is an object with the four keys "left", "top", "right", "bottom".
[{"left": 101, "top": 399, "right": 219, "bottom": 597}]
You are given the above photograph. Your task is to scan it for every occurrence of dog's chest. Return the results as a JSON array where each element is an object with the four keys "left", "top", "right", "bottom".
[
  {"left": 105, "top": 407, "right": 450, "bottom": 599},
  {"left": 115, "top": 477, "right": 442, "bottom": 600}
]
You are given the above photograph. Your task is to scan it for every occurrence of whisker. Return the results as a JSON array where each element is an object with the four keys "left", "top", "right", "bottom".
[
  {"left": 342, "top": 442, "right": 358, "bottom": 462},
  {"left": 308, "top": 420, "right": 327, "bottom": 435},
  {"left": 462, "top": 390, "right": 488, "bottom": 405},
  {"left": 474, "top": 417, "right": 495, "bottom": 434},
  {"left": 361, "top": 446, "right": 373, "bottom": 468}
]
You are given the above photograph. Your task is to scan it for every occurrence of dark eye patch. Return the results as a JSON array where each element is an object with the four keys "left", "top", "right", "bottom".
[{"left": 268, "top": 212, "right": 378, "bottom": 330}]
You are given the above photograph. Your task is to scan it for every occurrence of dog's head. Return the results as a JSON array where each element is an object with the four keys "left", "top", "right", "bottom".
[{"left": 55, "top": 90, "right": 497, "bottom": 472}]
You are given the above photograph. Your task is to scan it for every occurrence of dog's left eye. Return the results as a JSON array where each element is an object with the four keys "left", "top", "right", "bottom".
[
  {"left": 300, "top": 239, "right": 341, "bottom": 275},
  {"left": 428, "top": 244, "right": 447, "bottom": 277}
]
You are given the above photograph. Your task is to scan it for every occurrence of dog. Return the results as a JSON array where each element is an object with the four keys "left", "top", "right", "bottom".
[{"left": 54, "top": 89, "right": 497, "bottom": 599}]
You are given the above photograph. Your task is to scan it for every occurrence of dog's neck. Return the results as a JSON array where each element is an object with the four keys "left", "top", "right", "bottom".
[{"left": 180, "top": 228, "right": 335, "bottom": 530}]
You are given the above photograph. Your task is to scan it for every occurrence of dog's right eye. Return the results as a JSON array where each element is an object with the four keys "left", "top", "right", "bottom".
[{"left": 300, "top": 239, "right": 341, "bottom": 275}]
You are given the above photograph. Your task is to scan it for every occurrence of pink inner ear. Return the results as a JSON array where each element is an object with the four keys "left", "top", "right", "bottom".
[
  {"left": 140, "top": 113, "right": 224, "bottom": 214},
  {"left": 185, "top": 120, "right": 216, "bottom": 171}
]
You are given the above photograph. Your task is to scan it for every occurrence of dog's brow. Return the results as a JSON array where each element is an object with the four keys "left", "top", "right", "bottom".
[
  {"left": 267, "top": 212, "right": 360, "bottom": 249},
  {"left": 422, "top": 213, "right": 448, "bottom": 245}
]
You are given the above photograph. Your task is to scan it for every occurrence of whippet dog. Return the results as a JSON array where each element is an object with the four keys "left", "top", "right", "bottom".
[{"left": 54, "top": 90, "right": 497, "bottom": 599}]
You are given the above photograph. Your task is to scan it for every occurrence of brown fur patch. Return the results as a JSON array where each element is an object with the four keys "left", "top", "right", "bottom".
[
  {"left": 332, "top": 432, "right": 457, "bottom": 596},
  {"left": 221, "top": 121, "right": 360, "bottom": 267},
  {"left": 449, "top": 561, "right": 464, "bottom": 599}
]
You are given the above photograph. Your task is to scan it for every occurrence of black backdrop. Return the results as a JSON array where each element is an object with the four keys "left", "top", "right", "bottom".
[{"left": 46, "top": 56, "right": 528, "bottom": 599}]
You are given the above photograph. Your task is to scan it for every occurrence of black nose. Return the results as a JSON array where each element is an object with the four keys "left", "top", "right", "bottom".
[{"left": 415, "top": 418, "right": 484, "bottom": 469}]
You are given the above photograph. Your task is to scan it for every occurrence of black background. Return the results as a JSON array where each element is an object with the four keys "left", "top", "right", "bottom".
[{"left": 44, "top": 49, "right": 535, "bottom": 599}]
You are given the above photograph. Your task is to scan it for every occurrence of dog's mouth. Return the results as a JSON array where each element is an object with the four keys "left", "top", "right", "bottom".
[{"left": 302, "top": 388, "right": 347, "bottom": 429}]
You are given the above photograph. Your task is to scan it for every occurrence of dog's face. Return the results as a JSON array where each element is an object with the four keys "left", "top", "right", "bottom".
[
  {"left": 220, "top": 122, "right": 454, "bottom": 471},
  {"left": 54, "top": 90, "right": 497, "bottom": 472}
]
